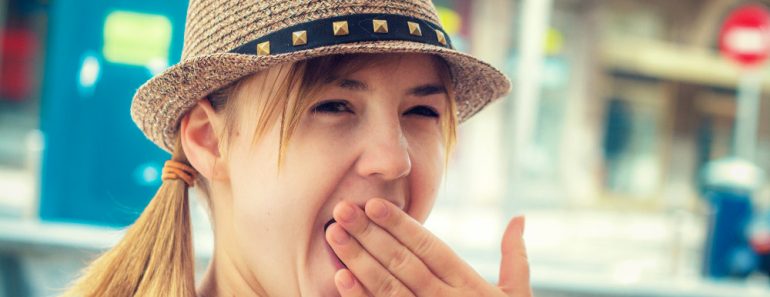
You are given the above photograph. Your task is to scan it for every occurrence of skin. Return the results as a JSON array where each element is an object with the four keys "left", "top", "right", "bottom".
[{"left": 180, "top": 53, "right": 532, "bottom": 297}]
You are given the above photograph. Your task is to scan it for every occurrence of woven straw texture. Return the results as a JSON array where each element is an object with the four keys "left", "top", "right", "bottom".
[{"left": 131, "top": 0, "right": 511, "bottom": 153}]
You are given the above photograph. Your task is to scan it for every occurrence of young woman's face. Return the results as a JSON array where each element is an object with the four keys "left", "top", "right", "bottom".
[{"left": 217, "top": 54, "right": 449, "bottom": 296}]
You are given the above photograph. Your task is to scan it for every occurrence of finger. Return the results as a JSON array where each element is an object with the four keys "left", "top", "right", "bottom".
[
  {"left": 364, "top": 198, "right": 478, "bottom": 287},
  {"left": 335, "top": 269, "right": 369, "bottom": 297},
  {"left": 326, "top": 223, "right": 416, "bottom": 297},
  {"left": 498, "top": 216, "right": 532, "bottom": 297},
  {"left": 333, "top": 201, "right": 444, "bottom": 296}
]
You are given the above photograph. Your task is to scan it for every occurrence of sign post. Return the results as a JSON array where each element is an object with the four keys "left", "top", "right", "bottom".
[
  {"left": 701, "top": 3, "right": 770, "bottom": 280},
  {"left": 718, "top": 4, "right": 770, "bottom": 160}
]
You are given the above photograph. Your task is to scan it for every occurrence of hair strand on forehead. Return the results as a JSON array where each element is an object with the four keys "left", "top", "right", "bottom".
[{"left": 216, "top": 54, "right": 458, "bottom": 171}]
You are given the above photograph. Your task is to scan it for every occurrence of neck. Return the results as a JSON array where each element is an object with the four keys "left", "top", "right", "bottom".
[
  {"left": 197, "top": 249, "right": 269, "bottom": 297},
  {"left": 196, "top": 181, "right": 269, "bottom": 297}
]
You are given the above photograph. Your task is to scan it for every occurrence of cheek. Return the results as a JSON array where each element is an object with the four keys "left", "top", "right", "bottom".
[
  {"left": 224, "top": 138, "right": 325, "bottom": 274},
  {"left": 290, "top": 118, "right": 360, "bottom": 182},
  {"left": 405, "top": 120, "right": 445, "bottom": 176},
  {"left": 404, "top": 126, "right": 445, "bottom": 222},
  {"left": 227, "top": 138, "right": 280, "bottom": 231},
  {"left": 237, "top": 123, "right": 355, "bottom": 225},
  {"left": 280, "top": 130, "right": 356, "bottom": 209},
  {"left": 225, "top": 130, "right": 307, "bottom": 244}
]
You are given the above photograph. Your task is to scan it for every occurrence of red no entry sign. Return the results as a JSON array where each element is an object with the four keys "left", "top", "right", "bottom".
[{"left": 719, "top": 4, "right": 770, "bottom": 68}]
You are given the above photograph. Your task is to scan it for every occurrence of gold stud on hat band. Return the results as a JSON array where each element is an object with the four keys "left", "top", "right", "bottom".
[
  {"left": 333, "top": 20, "right": 349, "bottom": 36},
  {"left": 232, "top": 14, "right": 453, "bottom": 59},
  {"left": 436, "top": 30, "right": 447, "bottom": 46},
  {"left": 408, "top": 21, "right": 422, "bottom": 36},
  {"left": 256, "top": 41, "right": 270, "bottom": 56},
  {"left": 373, "top": 19, "right": 389, "bottom": 33},
  {"left": 292, "top": 30, "right": 308, "bottom": 46}
]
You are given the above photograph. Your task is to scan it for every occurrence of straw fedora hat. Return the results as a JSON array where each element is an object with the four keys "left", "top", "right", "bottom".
[{"left": 131, "top": 0, "right": 511, "bottom": 153}]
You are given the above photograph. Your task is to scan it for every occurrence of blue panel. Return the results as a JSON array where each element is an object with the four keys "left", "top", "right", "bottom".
[
  {"left": 702, "top": 188, "right": 755, "bottom": 278},
  {"left": 39, "top": 0, "right": 189, "bottom": 227}
]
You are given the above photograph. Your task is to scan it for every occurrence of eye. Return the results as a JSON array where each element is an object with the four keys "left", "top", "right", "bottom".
[
  {"left": 404, "top": 105, "right": 439, "bottom": 118},
  {"left": 311, "top": 100, "right": 353, "bottom": 114}
]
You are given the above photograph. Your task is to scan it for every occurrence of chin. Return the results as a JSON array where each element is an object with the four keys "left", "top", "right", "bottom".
[
  {"left": 320, "top": 284, "right": 342, "bottom": 297},
  {"left": 299, "top": 274, "right": 340, "bottom": 297},
  {"left": 300, "top": 236, "right": 344, "bottom": 297}
]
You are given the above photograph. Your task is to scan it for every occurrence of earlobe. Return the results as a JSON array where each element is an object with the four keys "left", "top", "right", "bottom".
[{"left": 180, "top": 98, "right": 227, "bottom": 181}]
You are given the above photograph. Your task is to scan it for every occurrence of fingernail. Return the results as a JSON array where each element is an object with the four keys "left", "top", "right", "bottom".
[
  {"left": 337, "top": 269, "right": 355, "bottom": 289},
  {"left": 337, "top": 203, "right": 356, "bottom": 223},
  {"left": 515, "top": 216, "right": 526, "bottom": 237},
  {"left": 331, "top": 226, "right": 351, "bottom": 244},
  {"left": 368, "top": 200, "right": 388, "bottom": 219}
]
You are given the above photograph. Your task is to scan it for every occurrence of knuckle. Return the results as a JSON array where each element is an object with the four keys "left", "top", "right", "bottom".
[
  {"left": 376, "top": 276, "right": 401, "bottom": 297},
  {"left": 430, "top": 284, "right": 450, "bottom": 297},
  {"left": 413, "top": 233, "right": 435, "bottom": 256},
  {"left": 409, "top": 272, "right": 432, "bottom": 286},
  {"left": 517, "top": 243, "right": 530, "bottom": 258},
  {"left": 448, "top": 273, "right": 470, "bottom": 289},
  {"left": 517, "top": 250, "right": 531, "bottom": 271},
  {"left": 522, "top": 260, "right": 532, "bottom": 276},
  {"left": 342, "top": 244, "right": 363, "bottom": 262},
  {"left": 413, "top": 274, "right": 439, "bottom": 294},
  {"left": 388, "top": 208, "right": 405, "bottom": 226},
  {"left": 359, "top": 220, "right": 375, "bottom": 238},
  {"left": 386, "top": 248, "right": 411, "bottom": 273}
]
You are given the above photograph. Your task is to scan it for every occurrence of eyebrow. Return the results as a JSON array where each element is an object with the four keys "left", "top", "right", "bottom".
[
  {"left": 338, "top": 79, "right": 368, "bottom": 91},
  {"left": 333, "top": 78, "right": 447, "bottom": 96}
]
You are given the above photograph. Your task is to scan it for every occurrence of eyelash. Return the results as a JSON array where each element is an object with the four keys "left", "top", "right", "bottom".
[
  {"left": 406, "top": 106, "right": 439, "bottom": 118},
  {"left": 311, "top": 100, "right": 440, "bottom": 118},
  {"left": 312, "top": 100, "right": 352, "bottom": 113}
]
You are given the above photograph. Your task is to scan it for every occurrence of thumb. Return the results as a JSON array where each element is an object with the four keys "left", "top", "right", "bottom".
[{"left": 498, "top": 216, "right": 532, "bottom": 296}]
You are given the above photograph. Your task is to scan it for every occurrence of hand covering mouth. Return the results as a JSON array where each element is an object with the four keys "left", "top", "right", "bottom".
[{"left": 323, "top": 218, "right": 346, "bottom": 269}]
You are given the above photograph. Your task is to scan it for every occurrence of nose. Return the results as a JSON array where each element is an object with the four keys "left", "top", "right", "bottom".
[{"left": 355, "top": 118, "right": 412, "bottom": 181}]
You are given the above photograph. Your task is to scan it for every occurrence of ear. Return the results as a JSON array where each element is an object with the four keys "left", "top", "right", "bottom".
[{"left": 180, "top": 98, "right": 228, "bottom": 181}]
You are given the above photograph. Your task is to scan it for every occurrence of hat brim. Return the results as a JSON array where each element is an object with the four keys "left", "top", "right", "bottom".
[{"left": 131, "top": 40, "right": 511, "bottom": 153}]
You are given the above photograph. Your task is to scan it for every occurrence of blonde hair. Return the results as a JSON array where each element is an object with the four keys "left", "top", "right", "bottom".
[{"left": 61, "top": 54, "right": 457, "bottom": 297}]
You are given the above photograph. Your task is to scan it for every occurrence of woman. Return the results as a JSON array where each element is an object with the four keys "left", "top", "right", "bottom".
[{"left": 64, "top": 0, "right": 532, "bottom": 296}]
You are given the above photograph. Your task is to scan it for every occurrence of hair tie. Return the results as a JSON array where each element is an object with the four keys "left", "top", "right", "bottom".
[{"left": 161, "top": 160, "right": 198, "bottom": 187}]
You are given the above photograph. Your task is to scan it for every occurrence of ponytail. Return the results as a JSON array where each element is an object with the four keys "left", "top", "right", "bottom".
[{"left": 62, "top": 136, "right": 197, "bottom": 296}]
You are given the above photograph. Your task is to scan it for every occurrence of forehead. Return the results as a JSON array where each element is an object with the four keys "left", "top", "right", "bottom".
[
  {"left": 232, "top": 53, "right": 446, "bottom": 107},
  {"left": 328, "top": 53, "right": 443, "bottom": 82}
]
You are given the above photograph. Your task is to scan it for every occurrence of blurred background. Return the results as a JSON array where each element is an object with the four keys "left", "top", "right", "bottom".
[{"left": 3, "top": 0, "right": 770, "bottom": 296}]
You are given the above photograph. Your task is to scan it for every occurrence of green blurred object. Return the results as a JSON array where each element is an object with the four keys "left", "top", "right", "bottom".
[{"left": 103, "top": 11, "right": 172, "bottom": 67}]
